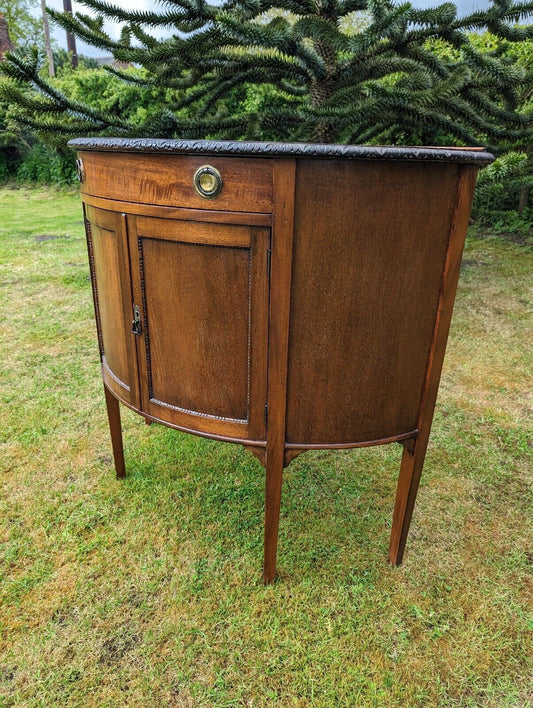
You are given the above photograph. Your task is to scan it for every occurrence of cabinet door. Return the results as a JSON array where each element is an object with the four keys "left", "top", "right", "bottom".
[
  {"left": 128, "top": 215, "right": 270, "bottom": 442},
  {"left": 84, "top": 205, "right": 139, "bottom": 408}
]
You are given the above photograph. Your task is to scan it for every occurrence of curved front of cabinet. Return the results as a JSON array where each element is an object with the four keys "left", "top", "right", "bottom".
[{"left": 83, "top": 201, "right": 270, "bottom": 446}]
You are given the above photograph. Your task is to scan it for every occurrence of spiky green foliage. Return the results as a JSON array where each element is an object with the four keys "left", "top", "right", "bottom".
[
  {"left": 1, "top": 0, "right": 533, "bottom": 144},
  {"left": 467, "top": 31, "right": 533, "bottom": 212},
  {"left": 473, "top": 149, "right": 533, "bottom": 208}
]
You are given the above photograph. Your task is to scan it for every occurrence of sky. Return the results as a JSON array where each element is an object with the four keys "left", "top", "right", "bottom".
[
  {"left": 45, "top": 0, "right": 168, "bottom": 57},
  {"left": 45, "top": 0, "right": 494, "bottom": 58}
]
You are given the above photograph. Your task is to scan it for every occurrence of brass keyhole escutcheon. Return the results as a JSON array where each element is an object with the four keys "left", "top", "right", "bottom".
[{"left": 193, "top": 165, "right": 223, "bottom": 199}]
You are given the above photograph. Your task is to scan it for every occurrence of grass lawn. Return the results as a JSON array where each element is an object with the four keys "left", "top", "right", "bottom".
[{"left": 0, "top": 186, "right": 532, "bottom": 707}]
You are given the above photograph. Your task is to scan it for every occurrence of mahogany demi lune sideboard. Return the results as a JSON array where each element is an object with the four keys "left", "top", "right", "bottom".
[{"left": 69, "top": 137, "right": 493, "bottom": 583}]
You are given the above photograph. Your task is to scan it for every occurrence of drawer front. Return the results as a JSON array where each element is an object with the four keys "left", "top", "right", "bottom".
[{"left": 78, "top": 151, "right": 273, "bottom": 213}]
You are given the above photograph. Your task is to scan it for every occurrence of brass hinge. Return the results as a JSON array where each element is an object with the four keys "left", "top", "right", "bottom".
[{"left": 131, "top": 305, "right": 142, "bottom": 336}]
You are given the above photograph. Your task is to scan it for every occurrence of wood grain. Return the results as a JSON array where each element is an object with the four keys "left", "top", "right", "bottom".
[
  {"left": 84, "top": 205, "right": 139, "bottom": 408},
  {"left": 81, "top": 152, "right": 273, "bottom": 213},
  {"left": 286, "top": 159, "right": 460, "bottom": 445},
  {"left": 81, "top": 193, "right": 272, "bottom": 226},
  {"left": 135, "top": 216, "right": 252, "bottom": 247},
  {"left": 128, "top": 214, "right": 270, "bottom": 441},
  {"left": 263, "top": 159, "right": 297, "bottom": 583},
  {"left": 104, "top": 384, "right": 126, "bottom": 479}
]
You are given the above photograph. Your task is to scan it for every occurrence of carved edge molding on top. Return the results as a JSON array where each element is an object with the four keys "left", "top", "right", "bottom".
[{"left": 68, "top": 138, "right": 494, "bottom": 166}]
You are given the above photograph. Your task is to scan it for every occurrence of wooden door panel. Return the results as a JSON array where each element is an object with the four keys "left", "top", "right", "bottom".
[
  {"left": 134, "top": 216, "right": 252, "bottom": 247},
  {"left": 129, "top": 216, "right": 269, "bottom": 441},
  {"left": 84, "top": 205, "right": 138, "bottom": 406},
  {"left": 142, "top": 239, "right": 250, "bottom": 420}
]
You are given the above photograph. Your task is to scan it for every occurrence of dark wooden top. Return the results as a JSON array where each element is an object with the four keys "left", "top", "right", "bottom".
[{"left": 69, "top": 137, "right": 494, "bottom": 165}]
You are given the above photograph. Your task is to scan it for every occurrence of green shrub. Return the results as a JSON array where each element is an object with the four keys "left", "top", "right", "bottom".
[
  {"left": 51, "top": 65, "right": 178, "bottom": 136},
  {"left": 1, "top": 64, "right": 171, "bottom": 187},
  {"left": 0, "top": 96, "right": 21, "bottom": 181},
  {"left": 473, "top": 151, "right": 533, "bottom": 214},
  {"left": 15, "top": 143, "right": 76, "bottom": 185},
  {"left": 0, "top": 150, "right": 16, "bottom": 181}
]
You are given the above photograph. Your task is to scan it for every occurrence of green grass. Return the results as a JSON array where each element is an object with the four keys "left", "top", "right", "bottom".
[{"left": 0, "top": 186, "right": 532, "bottom": 707}]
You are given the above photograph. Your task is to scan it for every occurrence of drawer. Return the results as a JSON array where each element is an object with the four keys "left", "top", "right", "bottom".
[{"left": 77, "top": 151, "right": 273, "bottom": 213}]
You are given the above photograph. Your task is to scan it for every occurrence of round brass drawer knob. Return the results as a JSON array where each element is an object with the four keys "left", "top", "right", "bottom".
[{"left": 193, "top": 165, "right": 223, "bottom": 199}]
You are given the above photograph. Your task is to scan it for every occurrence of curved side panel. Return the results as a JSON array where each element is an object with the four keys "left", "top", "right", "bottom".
[
  {"left": 286, "top": 160, "right": 466, "bottom": 446},
  {"left": 84, "top": 204, "right": 139, "bottom": 408}
]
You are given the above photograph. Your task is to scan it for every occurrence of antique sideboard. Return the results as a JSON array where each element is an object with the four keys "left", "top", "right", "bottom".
[{"left": 70, "top": 138, "right": 493, "bottom": 582}]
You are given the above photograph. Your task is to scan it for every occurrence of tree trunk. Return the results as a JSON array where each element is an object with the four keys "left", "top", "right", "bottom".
[
  {"left": 40, "top": 0, "right": 55, "bottom": 77},
  {"left": 518, "top": 185, "right": 529, "bottom": 214},
  {"left": 62, "top": 0, "right": 78, "bottom": 68},
  {"left": 310, "top": 39, "right": 336, "bottom": 143},
  {"left": 518, "top": 145, "right": 531, "bottom": 215},
  {"left": 0, "top": 13, "right": 13, "bottom": 58}
]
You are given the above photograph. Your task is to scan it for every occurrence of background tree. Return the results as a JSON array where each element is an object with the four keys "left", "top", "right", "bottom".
[
  {"left": 40, "top": 0, "right": 55, "bottom": 76},
  {"left": 0, "top": 0, "right": 43, "bottom": 49},
  {"left": 469, "top": 32, "right": 533, "bottom": 217},
  {"left": 1, "top": 0, "right": 533, "bottom": 147},
  {"left": 62, "top": 0, "right": 78, "bottom": 68},
  {"left": 0, "top": 1, "right": 42, "bottom": 181}
]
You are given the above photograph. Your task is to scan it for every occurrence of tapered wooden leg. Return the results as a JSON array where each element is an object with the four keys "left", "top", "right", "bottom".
[
  {"left": 388, "top": 441, "right": 428, "bottom": 565},
  {"left": 388, "top": 170, "right": 479, "bottom": 564},
  {"left": 263, "top": 452, "right": 284, "bottom": 584},
  {"left": 262, "top": 160, "right": 296, "bottom": 584},
  {"left": 103, "top": 385, "right": 126, "bottom": 479}
]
